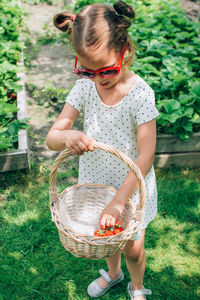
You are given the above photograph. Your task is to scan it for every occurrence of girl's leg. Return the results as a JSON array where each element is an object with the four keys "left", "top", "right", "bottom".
[
  {"left": 98, "top": 251, "right": 122, "bottom": 288},
  {"left": 122, "top": 229, "right": 146, "bottom": 300}
]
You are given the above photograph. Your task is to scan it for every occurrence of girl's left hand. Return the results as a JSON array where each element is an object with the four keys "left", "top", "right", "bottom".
[{"left": 100, "top": 200, "right": 124, "bottom": 229}]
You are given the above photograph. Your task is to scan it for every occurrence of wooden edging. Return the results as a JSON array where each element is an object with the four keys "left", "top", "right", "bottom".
[
  {"left": 155, "top": 133, "right": 200, "bottom": 168},
  {"left": 0, "top": 60, "right": 29, "bottom": 172},
  {"left": 0, "top": 0, "right": 29, "bottom": 173},
  {"left": 154, "top": 152, "right": 200, "bottom": 168},
  {"left": 156, "top": 133, "right": 200, "bottom": 153}
]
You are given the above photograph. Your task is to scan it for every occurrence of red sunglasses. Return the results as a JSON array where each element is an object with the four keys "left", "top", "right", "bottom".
[{"left": 73, "top": 48, "right": 126, "bottom": 79}]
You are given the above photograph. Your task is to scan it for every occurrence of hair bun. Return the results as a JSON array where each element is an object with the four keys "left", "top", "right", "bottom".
[
  {"left": 53, "top": 12, "right": 73, "bottom": 33},
  {"left": 113, "top": 1, "right": 135, "bottom": 19}
]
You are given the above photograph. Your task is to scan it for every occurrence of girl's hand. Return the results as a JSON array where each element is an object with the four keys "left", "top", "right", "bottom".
[
  {"left": 65, "top": 130, "right": 94, "bottom": 155},
  {"left": 100, "top": 200, "right": 124, "bottom": 229}
]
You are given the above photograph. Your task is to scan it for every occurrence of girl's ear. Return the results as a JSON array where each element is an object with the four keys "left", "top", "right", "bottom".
[{"left": 53, "top": 12, "right": 73, "bottom": 33}]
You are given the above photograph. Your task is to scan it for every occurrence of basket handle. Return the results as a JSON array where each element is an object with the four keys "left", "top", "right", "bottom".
[{"left": 49, "top": 141, "right": 146, "bottom": 211}]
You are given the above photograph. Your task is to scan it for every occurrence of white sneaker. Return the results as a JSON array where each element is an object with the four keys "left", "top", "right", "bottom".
[
  {"left": 127, "top": 282, "right": 152, "bottom": 299},
  {"left": 87, "top": 269, "right": 124, "bottom": 298}
]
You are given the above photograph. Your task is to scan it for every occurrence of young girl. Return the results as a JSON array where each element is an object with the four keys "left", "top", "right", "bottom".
[{"left": 46, "top": 1, "right": 159, "bottom": 299}]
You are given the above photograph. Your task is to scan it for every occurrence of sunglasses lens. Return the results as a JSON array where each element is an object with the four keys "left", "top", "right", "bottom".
[
  {"left": 100, "top": 69, "right": 118, "bottom": 77},
  {"left": 77, "top": 70, "right": 95, "bottom": 78}
]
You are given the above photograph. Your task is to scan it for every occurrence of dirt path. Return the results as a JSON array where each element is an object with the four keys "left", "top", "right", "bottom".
[
  {"left": 181, "top": 0, "right": 200, "bottom": 21},
  {"left": 23, "top": 0, "right": 77, "bottom": 165}
]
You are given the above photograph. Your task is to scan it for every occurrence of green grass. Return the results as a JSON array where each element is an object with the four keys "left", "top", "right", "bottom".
[{"left": 0, "top": 163, "right": 199, "bottom": 300}]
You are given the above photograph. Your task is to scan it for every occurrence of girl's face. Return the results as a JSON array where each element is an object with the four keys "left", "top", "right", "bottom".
[{"left": 76, "top": 48, "right": 127, "bottom": 89}]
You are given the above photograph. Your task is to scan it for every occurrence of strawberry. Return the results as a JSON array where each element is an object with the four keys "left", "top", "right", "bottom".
[
  {"left": 94, "top": 220, "right": 123, "bottom": 236},
  {"left": 94, "top": 229, "right": 106, "bottom": 237},
  {"left": 94, "top": 230, "right": 100, "bottom": 236},
  {"left": 113, "top": 227, "right": 123, "bottom": 235},
  {"left": 105, "top": 230, "right": 114, "bottom": 236}
]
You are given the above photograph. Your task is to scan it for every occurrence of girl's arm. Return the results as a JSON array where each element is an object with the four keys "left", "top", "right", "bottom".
[
  {"left": 100, "top": 119, "right": 157, "bottom": 228},
  {"left": 46, "top": 102, "right": 94, "bottom": 155}
]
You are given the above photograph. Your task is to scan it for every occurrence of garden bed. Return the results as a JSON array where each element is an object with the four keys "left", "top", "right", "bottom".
[
  {"left": 0, "top": 0, "right": 29, "bottom": 172},
  {"left": 155, "top": 133, "right": 200, "bottom": 168},
  {"left": 0, "top": 63, "right": 29, "bottom": 172}
]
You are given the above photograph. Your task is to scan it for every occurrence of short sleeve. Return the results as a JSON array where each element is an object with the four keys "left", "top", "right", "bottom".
[
  {"left": 136, "top": 88, "right": 159, "bottom": 126},
  {"left": 66, "top": 79, "right": 89, "bottom": 112}
]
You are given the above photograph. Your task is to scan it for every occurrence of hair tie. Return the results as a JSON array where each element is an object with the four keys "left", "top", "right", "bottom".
[{"left": 70, "top": 14, "right": 76, "bottom": 22}]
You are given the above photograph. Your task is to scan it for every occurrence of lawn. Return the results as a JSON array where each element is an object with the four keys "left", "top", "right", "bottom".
[{"left": 0, "top": 161, "right": 199, "bottom": 300}]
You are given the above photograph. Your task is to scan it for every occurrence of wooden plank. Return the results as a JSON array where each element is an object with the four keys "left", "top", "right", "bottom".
[
  {"left": 0, "top": 150, "right": 29, "bottom": 172},
  {"left": 17, "top": 68, "right": 26, "bottom": 120},
  {"left": 17, "top": 51, "right": 29, "bottom": 154},
  {"left": 154, "top": 152, "right": 200, "bottom": 168},
  {"left": 18, "top": 129, "right": 28, "bottom": 151},
  {"left": 156, "top": 133, "right": 200, "bottom": 153}
]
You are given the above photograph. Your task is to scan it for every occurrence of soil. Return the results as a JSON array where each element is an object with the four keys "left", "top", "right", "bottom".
[
  {"left": 23, "top": 0, "right": 200, "bottom": 166},
  {"left": 181, "top": 0, "right": 200, "bottom": 21},
  {"left": 23, "top": 0, "right": 77, "bottom": 165}
]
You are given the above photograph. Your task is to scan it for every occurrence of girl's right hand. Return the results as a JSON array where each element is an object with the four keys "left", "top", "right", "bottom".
[{"left": 65, "top": 130, "right": 94, "bottom": 155}]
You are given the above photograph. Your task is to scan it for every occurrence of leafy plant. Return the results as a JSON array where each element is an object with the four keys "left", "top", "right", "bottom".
[
  {"left": 74, "top": 0, "right": 200, "bottom": 141},
  {"left": 0, "top": 0, "right": 29, "bottom": 152},
  {"left": 129, "top": 0, "right": 200, "bottom": 141},
  {"left": 0, "top": 100, "right": 29, "bottom": 150},
  {"left": 26, "top": 83, "right": 70, "bottom": 112}
]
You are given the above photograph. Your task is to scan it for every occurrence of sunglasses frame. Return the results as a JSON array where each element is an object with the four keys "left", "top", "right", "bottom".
[{"left": 73, "top": 48, "right": 126, "bottom": 79}]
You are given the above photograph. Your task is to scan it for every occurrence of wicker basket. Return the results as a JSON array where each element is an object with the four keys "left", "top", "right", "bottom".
[{"left": 49, "top": 141, "right": 146, "bottom": 259}]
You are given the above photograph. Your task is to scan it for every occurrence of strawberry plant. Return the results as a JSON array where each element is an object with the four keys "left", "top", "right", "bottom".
[
  {"left": 0, "top": 0, "right": 29, "bottom": 152},
  {"left": 129, "top": 0, "right": 200, "bottom": 141},
  {"left": 75, "top": 0, "right": 200, "bottom": 141}
]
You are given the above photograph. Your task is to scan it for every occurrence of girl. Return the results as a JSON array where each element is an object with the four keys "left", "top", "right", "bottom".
[{"left": 46, "top": 1, "right": 159, "bottom": 299}]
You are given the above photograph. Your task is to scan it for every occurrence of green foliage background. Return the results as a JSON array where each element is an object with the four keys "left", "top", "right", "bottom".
[
  {"left": 0, "top": 0, "right": 199, "bottom": 151},
  {"left": 0, "top": 0, "right": 29, "bottom": 152},
  {"left": 75, "top": 0, "right": 200, "bottom": 141}
]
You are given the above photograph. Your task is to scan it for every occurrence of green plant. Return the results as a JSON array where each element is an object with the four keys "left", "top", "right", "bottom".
[
  {"left": 0, "top": 100, "right": 29, "bottom": 151},
  {"left": 129, "top": 0, "right": 200, "bottom": 141},
  {"left": 74, "top": 0, "right": 200, "bottom": 141},
  {"left": 26, "top": 82, "right": 70, "bottom": 111},
  {"left": 0, "top": 0, "right": 29, "bottom": 151}
]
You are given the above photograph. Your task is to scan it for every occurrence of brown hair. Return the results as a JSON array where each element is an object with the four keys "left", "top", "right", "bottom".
[{"left": 53, "top": 1, "right": 136, "bottom": 66}]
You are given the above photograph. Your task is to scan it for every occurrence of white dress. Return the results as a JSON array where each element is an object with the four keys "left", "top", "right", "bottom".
[{"left": 66, "top": 74, "right": 160, "bottom": 240}]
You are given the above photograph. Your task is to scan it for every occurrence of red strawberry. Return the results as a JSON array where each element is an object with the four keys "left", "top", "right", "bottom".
[
  {"left": 94, "top": 229, "right": 106, "bottom": 237},
  {"left": 105, "top": 230, "right": 114, "bottom": 236},
  {"left": 113, "top": 227, "right": 123, "bottom": 235},
  {"left": 94, "top": 230, "right": 100, "bottom": 236}
]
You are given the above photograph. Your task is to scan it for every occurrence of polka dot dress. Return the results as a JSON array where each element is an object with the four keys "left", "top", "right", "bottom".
[{"left": 66, "top": 74, "right": 160, "bottom": 240}]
